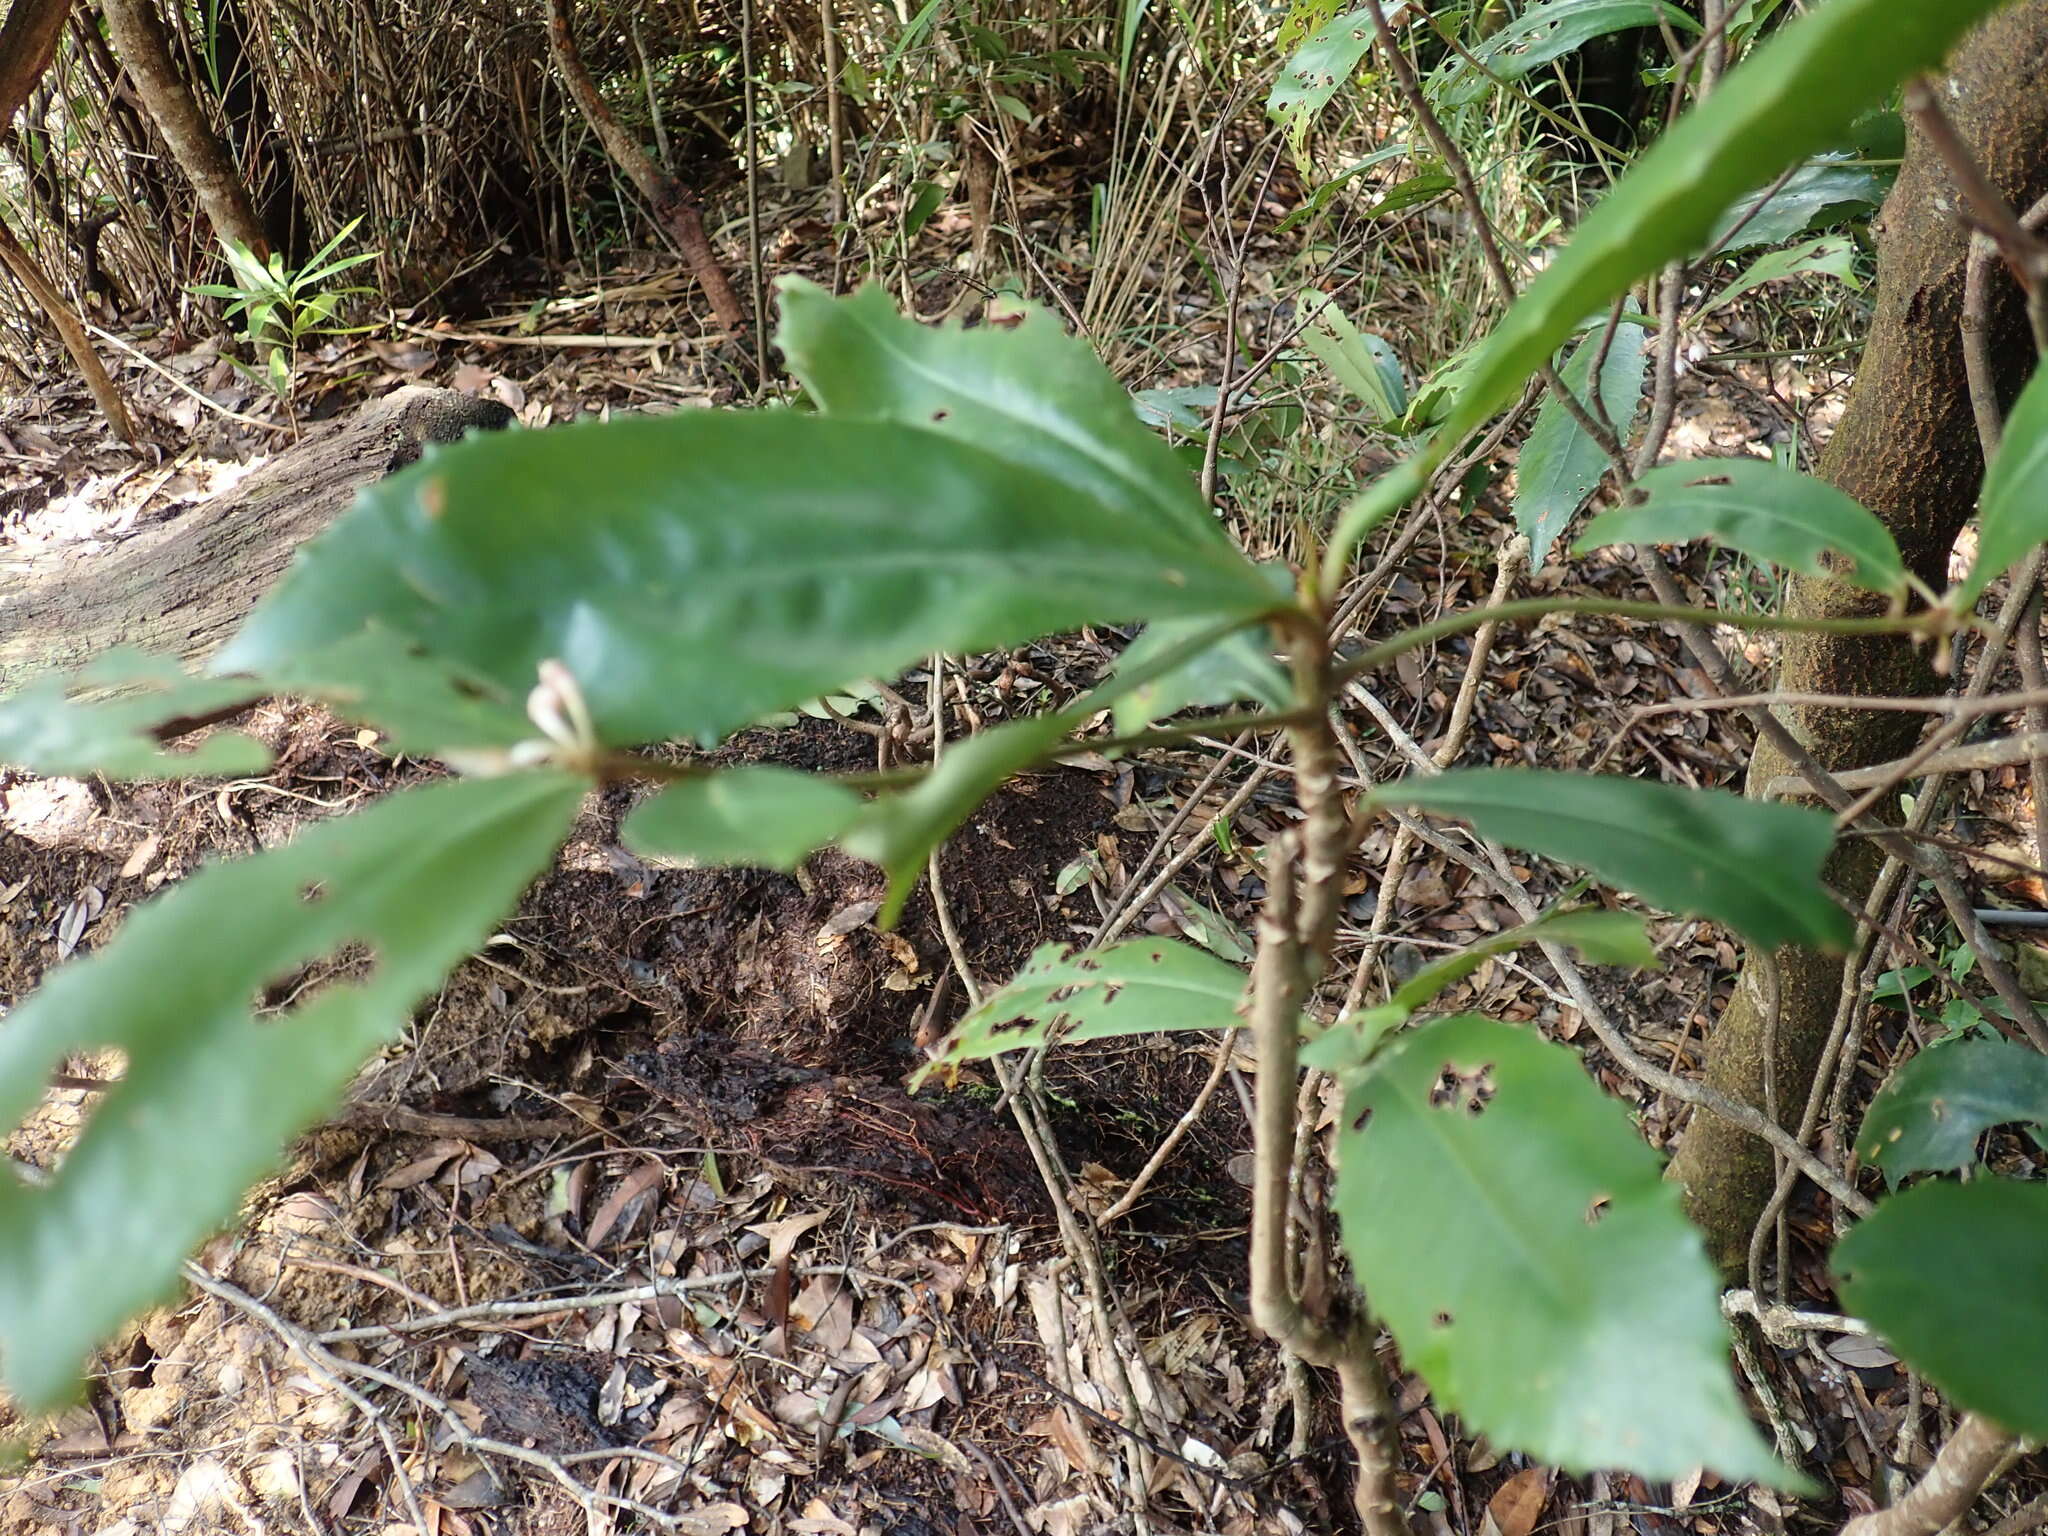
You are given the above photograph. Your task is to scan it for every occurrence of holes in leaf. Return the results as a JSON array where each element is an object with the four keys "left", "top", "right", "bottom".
[
  {"left": 1427, "top": 1062, "right": 1496, "bottom": 1117},
  {"left": 1585, "top": 1195, "right": 1611, "bottom": 1226},
  {"left": 989, "top": 1012, "right": 1040, "bottom": 1038},
  {"left": 1350, "top": 1102, "right": 1374, "bottom": 1135},
  {"left": 1432, "top": 1309, "right": 1455, "bottom": 1330},
  {"left": 300, "top": 881, "right": 328, "bottom": 906},
  {"left": 256, "top": 943, "right": 378, "bottom": 1017},
  {"left": 931, "top": 408, "right": 951, "bottom": 423}
]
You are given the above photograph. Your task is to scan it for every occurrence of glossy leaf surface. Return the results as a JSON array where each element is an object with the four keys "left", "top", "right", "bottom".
[
  {"left": 0, "top": 771, "right": 583, "bottom": 1410},
  {"left": 1371, "top": 769, "right": 1850, "bottom": 950},
  {"left": 1705, "top": 156, "right": 1886, "bottom": 253},
  {"left": 215, "top": 411, "right": 1276, "bottom": 752},
  {"left": 1338, "top": 1015, "right": 1787, "bottom": 1481},
  {"left": 1435, "top": 1, "right": 1695, "bottom": 106},
  {"left": 1837, "top": 1179, "right": 2048, "bottom": 1437},
  {"left": 776, "top": 280, "right": 1230, "bottom": 553},
  {"left": 1858, "top": 1037, "right": 2048, "bottom": 1180},
  {"left": 1578, "top": 457, "right": 1906, "bottom": 597}
]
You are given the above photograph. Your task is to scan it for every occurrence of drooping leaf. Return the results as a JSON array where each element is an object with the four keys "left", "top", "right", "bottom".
[
  {"left": 774, "top": 280, "right": 1230, "bottom": 553},
  {"left": 1433, "top": 0, "right": 2004, "bottom": 461},
  {"left": 1705, "top": 156, "right": 1887, "bottom": 254},
  {"left": 1836, "top": 1179, "right": 2048, "bottom": 1437},
  {"left": 1303, "top": 908, "right": 1654, "bottom": 1074},
  {"left": 213, "top": 411, "right": 1278, "bottom": 754},
  {"left": 918, "top": 937, "right": 1247, "bottom": 1081},
  {"left": 1434, "top": 1, "right": 1698, "bottom": 108},
  {"left": 624, "top": 768, "right": 865, "bottom": 873},
  {"left": 1111, "top": 616, "right": 1290, "bottom": 733},
  {"left": 1299, "top": 291, "right": 1408, "bottom": 423},
  {"left": 1369, "top": 769, "right": 1851, "bottom": 951},
  {"left": 1957, "top": 363, "right": 2048, "bottom": 612},
  {"left": 0, "top": 770, "right": 584, "bottom": 1410},
  {"left": 1858, "top": 1037, "right": 2048, "bottom": 1180},
  {"left": 1515, "top": 314, "right": 1647, "bottom": 565},
  {"left": 1577, "top": 457, "right": 1907, "bottom": 597},
  {"left": 1696, "top": 233, "right": 1863, "bottom": 320},
  {"left": 0, "top": 649, "right": 269, "bottom": 780},
  {"left": 1337, "top": 1015, "right": 1790, "bottom": 1482}
]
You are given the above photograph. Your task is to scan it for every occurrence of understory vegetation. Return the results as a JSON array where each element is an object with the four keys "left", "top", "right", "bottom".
[{"left": 4, "top": 2, "right": 2048, "bottom": 1534}]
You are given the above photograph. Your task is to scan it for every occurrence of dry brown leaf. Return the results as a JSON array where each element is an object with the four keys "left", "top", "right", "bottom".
[
  {"left": 585, "top": 1160, "right": 665, "bottom": 1248},
  {"left": 1483, "top": 1466, "right": 1550, "bottom": 1536}
]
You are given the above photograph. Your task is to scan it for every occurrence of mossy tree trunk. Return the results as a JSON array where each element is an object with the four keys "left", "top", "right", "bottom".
[{"left": 1669, "top": 1, "right": 2048, "bottom": 1267}]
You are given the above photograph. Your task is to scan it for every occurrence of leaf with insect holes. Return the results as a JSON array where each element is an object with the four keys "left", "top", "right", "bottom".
[
  {"left": 1836, "top": 1179, "right": 2048, "bottom": 1437},
  {"left": 0, "top": 770, "right": 583, "bottom": 1411},
  {"left": 1433, "top": 0, "right": 1697, "bottom": 107},
  {"left": 0, "top": 649, "right": 269, "bottom": 780},
  {"left": 917, "top": 937, "right": 1248, "bottom": 1082},
  {"left": 1516, "top": 312, "right": 1647, "bottom": 565},
  {"left": 1338, "top": 1015, "right": 1795, "bottom": 1483},
  {"left": 1956, "top": 364, "right": 2048, "bottom": 612},
  {"left": 1370, "top": 770, "right": 1850, "bottom": 951},
  {"left": 775, "top": 280, "right": 1231, "bottom": 554},
  {"left": 213, "top": 409, "right": 1277, "bottom": 754},
  {"left": 1578, "top": 457, "right": 1906, "bottom": 598},
  {"left": 1858, "top": 1037, "right": 2048, "bottom": 1181}
]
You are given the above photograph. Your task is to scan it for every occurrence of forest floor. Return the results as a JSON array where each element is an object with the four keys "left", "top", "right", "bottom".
[{"left": 4, "top": 194, "right": 2048, "bottom": 1536}]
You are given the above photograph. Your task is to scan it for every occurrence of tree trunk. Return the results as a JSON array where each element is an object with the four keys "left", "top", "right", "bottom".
[
  {"left": 0, "top": 0, "right": 71, "bottom": 125},
  {"left": 1669, "top": 2, "right": 2048, "bottom": 1267},
  {"left": 98, "top": 0, "right": 269, "bottom": 260},
  {"left": 0, "top": 215, "right": 134, "bottom": 442},
  {"left": 543, "top": 0, "right": 752, "bottom": 341}
]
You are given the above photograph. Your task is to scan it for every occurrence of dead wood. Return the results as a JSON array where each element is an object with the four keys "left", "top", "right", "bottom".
[{"left": 0, "top": 386, "right": 513, "bottom": 692}]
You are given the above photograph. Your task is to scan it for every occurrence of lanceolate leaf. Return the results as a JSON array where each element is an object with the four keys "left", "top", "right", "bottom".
[
  {"left": 1268, "top": 6, "right": 1379, "bottom": 158},
  {"left": 624, "top": 768, "right": 865, "bottom": 873},
  {"left": 1578, "top": 457, "right": 1907, "bottom": 597},
  {"left": 0, "top": 770, "right": 584, "bottom": 1411},
  {"left": 1434, "top": 0, "right": 2006, "bottom": 460},
  {"left": 213, "top": 411, "right": 1277, "bottom": 753},
  {"left": 919, "top": 937, "right": 1247, "bottom": 1081},
  {"left": 1705, "top": 156, "right": 1886, "bottom": 254},
  {"left": 1338, "top": 1015, "right": 1789, "bottom": 1483},
  {"left": 1837, "top": 1180, "right": 2048, "bottom": 1437},
  {"left": 1957, "top": 363, "right": 2048, "bottom": 612},
  {"left": 0, "top": 649, "right": 268, "bottom": 780},
  {"left": 1516, "top": 315, "right": 1647, "bottom": 565},
  {"left": 1299, "top": 292, "right": 1408, "bottom": 423},
  {"left": 775, "top": 280, "right": 1231, "bottom": 554},
  {"left": 1370, "top": 769, "right": 1851, "bottom": 951},
  {"left": 1858, "top": 1037, "right": 2048, "bottom": 1180},
  {"left": 1696, "top": 233, "right": 1862, "bottom": 320}
]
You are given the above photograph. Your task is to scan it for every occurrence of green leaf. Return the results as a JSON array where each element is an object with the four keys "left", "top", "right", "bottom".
[
  {"left": 1435, "top": 0, "right": 2004, "bottom": 459},
  {"left": 1268, "top": 7, "right": 1378, "bottom": 159},
  {"left": 1696, "top": 233, "right": 1863, "bottom": 320},
  {"left": 624, "top": 768, "right": 865, "bottom": 873},
  {"left": 1338, "top": 1015, "right": 1789, "bottom": 1482},
  {"left": 1836, "top": 1179, "right": 2048, "bottom": 1438},
  {"left": 1111, "top": 616, "right": 1289, "bottom": 732},
  {"left": 1956, "top": 364, "right": 2048, "bottom": 612},
  {"left": 775, "top": 280, "right": 1230, "bottom": 554},
  {"left": 918, "top": 937, "right": 1246, "bottom": 1079},
  {"left": 0, "top": 650, "right": 269, "bottom": 780},
  {"left": 842, "top": 709, "right": 1079, "bottom": 924},
  {"left": 1705, "top": 156, "right": 1886, "bottom": 254},
  {"left": 1435, "top": 1, "right": 1698, "bottom": 108},
  {"left": 1369, "top": 769, "right": 1851, "bottom": 951},
  {"left": 1858, "top": 1037, "right": 2048, "bottom": 1180},
  {"left": 1304, "top": 907, "right": 1652, "bottom": 1074},
  {"left": 1299, "top": 291, "right": 1408, "bottom": 423},
  {"left": 0, "top": 770, "right": 583, "bottom": 1410},
  {"left": 212, "top": 410, "right": 1277, "bottom": 753},
  {"left": 1577, "top": 457, "right": 1907, "bottom": 597},
  {"left": 1515, "top": 314, "right": 1647, "bottom": 565}
]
